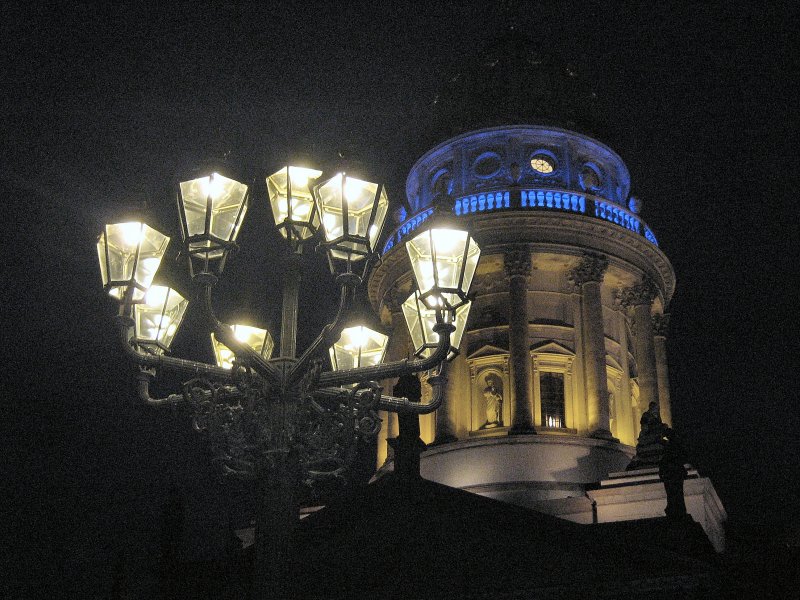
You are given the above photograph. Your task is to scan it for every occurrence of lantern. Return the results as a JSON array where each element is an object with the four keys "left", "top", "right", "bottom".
[
  {"left": 132, "top": 286, "right": 189, "bottom": 354},
  {"left": 313, "top": 173, "right": 389, "bottom": 263},
  {"left": 97, "top": 222, "right": 170, "bottom": 302},
  {"left": 266, "top": 165, "right": 323, "bottom": 245},
  {"left": 177, "top": 170, "right": 249, "bottom": 273},
  {"left": 401, "top": 291, "right": 471, "bottom": 360},
  {"left": 406, "top": 227, "right": 480, "bottom": 310},
  {"left": 329, "top": 325, "right": 389, "bottom": 371},
  {"left": 211, "top": 324, "right": 274, "bottom": 370}
]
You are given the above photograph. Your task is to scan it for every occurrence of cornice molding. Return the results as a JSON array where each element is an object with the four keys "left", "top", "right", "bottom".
[{"left": 369, "top": 211, "right": 675, "bottom": 312}]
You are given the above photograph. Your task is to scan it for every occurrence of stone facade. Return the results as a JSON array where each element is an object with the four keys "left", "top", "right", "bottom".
[{"left": 369, "top": 125, "right": 726, "bottom": 550}]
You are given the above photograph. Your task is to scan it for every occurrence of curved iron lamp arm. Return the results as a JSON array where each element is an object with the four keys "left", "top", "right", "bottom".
[
  {"left": 116, "top": 316, "right": 234, "bottom": 380},
  {"left": 194, "top": 273, "right": 280, "bottom": 383},
  {"left": 136, "top": 370, "right": 185, "bottom": 406},
  {"left": 286, "top": 272, "right": 360, "bottom": 387},
  {"left": 313, "top": 360, "right": 449, "bottom": 414},
  {"left": 135, "top": 370, "right": 247, "bottom": 407},
  {"left": 316, "top": 322, "right": 455, "bottom": 388}
]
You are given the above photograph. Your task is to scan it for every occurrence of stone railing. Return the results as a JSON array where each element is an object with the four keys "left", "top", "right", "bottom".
[{"left": 382, "top": 188, "right": 657, "bottom": 254}]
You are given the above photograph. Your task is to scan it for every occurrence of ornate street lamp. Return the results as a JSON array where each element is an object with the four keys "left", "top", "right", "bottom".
[
  {"left": 176, "top": 169, "right": 249, "bottom": 276},
  {"left": 406, "top": 226, "right": 480, "bottom": 310},
  {"left": 267, "top": 165, "right": 323, "bottom": 247},
  {"left": 211, "top": 324, "right": 275, "bottom": 370},
  {"left": 313, "top": 172, "right": 389, "bottom": 267},
  {"left": 329, "top": 325, "right": 389, "bottom": 371},
  {"left": 402, "top": 290, "right": 471, "bottom": 360},
  {"left": 98, "top": 162, "right": 471, "bottom": 598},
  {"left": 132, "top": 286, "right": 189, "bottom": 354},
  {"left": 97, "top": 221, "right": 170, "bottom": 302}
]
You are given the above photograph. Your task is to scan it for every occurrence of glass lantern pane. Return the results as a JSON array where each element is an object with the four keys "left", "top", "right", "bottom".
[
  {"left": 179, "top": 173, "right": 248, "bottom": 258},
  {"left": 133, "top": 286, "right": 189, "bottom": 352},
  {"left": 407, "top": 228, "right": 480, "bottom": 308},
  {"left": 330, "top": 325, "right": 388, "bottom": 371},
  {"left": 402, "top": 292, "right": 470, "bottom": 359},
  {"left": 211, "top": 324, "right": 273, "bottom": 369},
  {"left": 401, "top": 294, "right": 427, "bottom": 355},
  {"left": 450, "top": 301, "right": 471, "bottom": 355},
  {"left": 267, "top": 166, "right": 322, "bottom": 240},
  {"left": 97, "top": 222, "right": 169, "bottom": 301},
  {"left": 316, "top": 174, "right": 388, "bottom": 260}
]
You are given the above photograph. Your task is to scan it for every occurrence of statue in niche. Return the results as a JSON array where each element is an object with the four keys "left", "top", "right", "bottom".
[{"left": 480, "top": 374, "right": 504, "bottom": 429}]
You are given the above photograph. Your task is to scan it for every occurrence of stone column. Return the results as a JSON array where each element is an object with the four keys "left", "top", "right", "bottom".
[
  {"left": 618, "top": 278, "right": 660, "bottom": 417},
  {"left": 569, "top": 253, "right": 613, "bottom": 439},
  {"left": 505, "top": 248, "right": 535, "bottom": 434},
  {"left": 652, "top": 313, "right": 672, "bottom": 425},
  {"left": 616, "top": 308, "right": 635, "bottom": 445}
]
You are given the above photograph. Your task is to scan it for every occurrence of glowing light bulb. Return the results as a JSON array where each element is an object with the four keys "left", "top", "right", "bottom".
[
  {"left": 234, "top": 326, "right": 252, "bottom": 343},
  {"left": 120, "top": 222, "right": 144, "bottom": 247},
  {"left": 349, "top": 326, "right": 368, "bottom": 348},
  {"left": 144, "top": 285, "right": 170, "bottom": 306},
  {"left": 432, "top": 228, "right": 466, "bottom": 255},
  {"left": 289, "top": 172, "right": 309, "bottom": 189},
  {"left": 201, "top": 173, "right": 226, "bottom": 199},
  {"left": 343, "top": 176, "right": 359, "bottom": 201}
]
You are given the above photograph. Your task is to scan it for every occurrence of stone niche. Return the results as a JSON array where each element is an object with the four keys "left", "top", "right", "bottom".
[{"left": 467, "top": 351, "right": 511, "bottom": 435}]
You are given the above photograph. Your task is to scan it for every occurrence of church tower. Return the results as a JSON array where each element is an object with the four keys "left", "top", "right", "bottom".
[{"left": 367, "top": 29, "right": 726, "bottom": 551}]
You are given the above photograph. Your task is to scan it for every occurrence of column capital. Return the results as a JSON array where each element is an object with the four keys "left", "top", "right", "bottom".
[
  {"left": 617, "top": 277, "right": 658, "bottom": 308},
  {"left": 503, "top": 247, "right": 532, "bottom": 279},
  {"left": 652, "top": 313, "right": 670, "bottom": 337},
  {"left": 568, "top": 253, "right": 609, "bottom": 287}
]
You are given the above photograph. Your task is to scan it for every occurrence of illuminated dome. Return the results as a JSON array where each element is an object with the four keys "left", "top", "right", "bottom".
[{"left": 367, "top": 123, "right": 725, "bottom": 551}]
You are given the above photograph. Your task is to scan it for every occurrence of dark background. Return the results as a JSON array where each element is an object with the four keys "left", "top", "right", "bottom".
[{"left": 2, "top": 1, "right": 798, "bottom": 588}]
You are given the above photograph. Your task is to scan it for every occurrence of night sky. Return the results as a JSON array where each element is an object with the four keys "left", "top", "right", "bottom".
[{"left": 3, "top": 1, "right": 798, "bottom": 585}]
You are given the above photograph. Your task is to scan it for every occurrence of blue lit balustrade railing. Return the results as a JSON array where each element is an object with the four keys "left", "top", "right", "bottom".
[
  {"left": 593, "top": 200, "right": 641, "bottom": 235},
  {"left": 381, "top": 189, "right": 657, "bottom": 254},
  {"left": 454, "top": 191, "right": 510, "bottom": 215},
  {"left": 521, "top": 190, "right": 586, "bottom": 213},
  {"left": 381, "top": 207, "right": 433, "bottom": 253}
]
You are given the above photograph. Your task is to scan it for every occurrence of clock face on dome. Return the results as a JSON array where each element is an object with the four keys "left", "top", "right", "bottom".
[{"left": 530, "top": 154, "right": 555, "bottom": 174}]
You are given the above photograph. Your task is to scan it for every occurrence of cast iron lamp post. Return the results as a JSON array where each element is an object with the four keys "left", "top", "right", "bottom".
[{"left": 97, "top": 162, "right": 479, "bottom": 598}]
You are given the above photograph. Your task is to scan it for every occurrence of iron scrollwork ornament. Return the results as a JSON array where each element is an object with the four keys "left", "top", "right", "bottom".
[{"left": 183, "top": 359, "right": 383, "bottom": 488}]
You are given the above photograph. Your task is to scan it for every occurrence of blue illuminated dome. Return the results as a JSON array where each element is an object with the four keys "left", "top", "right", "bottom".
[{"left": 382, "top": 125, "right": 657, "bottom": 255}]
